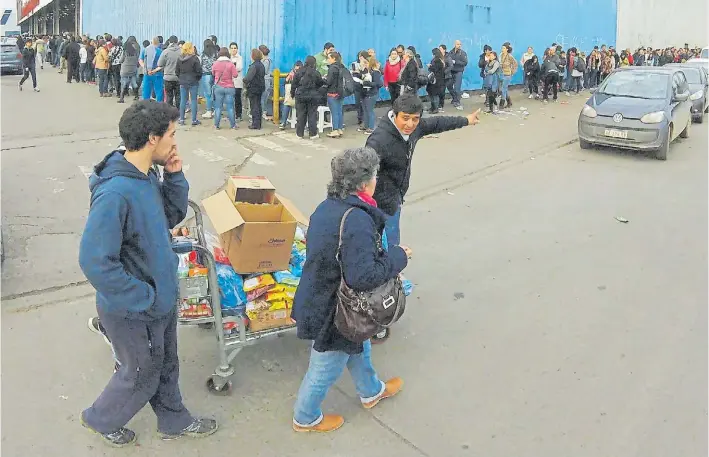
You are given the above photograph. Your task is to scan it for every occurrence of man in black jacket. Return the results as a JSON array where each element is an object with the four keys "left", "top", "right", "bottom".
[
  {"left": 66, "top": 36, "right": 81, "bottom": 83},
  {"left": 365, "top": 93, "right": 480, "bottom": 246},
  {"left": 19, "top": 40, "right": 39, "bottom": 92}
]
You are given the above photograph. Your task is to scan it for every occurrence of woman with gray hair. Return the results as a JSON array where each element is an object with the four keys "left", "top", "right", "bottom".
[{"left": 291, "top": 147, "right": 412, "bottom": 433}]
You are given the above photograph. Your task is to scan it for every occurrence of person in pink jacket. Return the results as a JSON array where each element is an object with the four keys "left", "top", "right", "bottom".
[{"left": 211, "top": 47, "right": 239, "bottom": 129}]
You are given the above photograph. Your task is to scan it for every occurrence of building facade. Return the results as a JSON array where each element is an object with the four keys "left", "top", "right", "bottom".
[
  {"left": 616, "top": 0, "right": 708, "bottom": 50},
  {"left": 80, "top": 0, "right": 618, "bottom": 90}
]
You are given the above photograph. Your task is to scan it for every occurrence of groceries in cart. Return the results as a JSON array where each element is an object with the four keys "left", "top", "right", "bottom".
[{"left": 201, "top": 176, "right": 310, "bottom": 335}]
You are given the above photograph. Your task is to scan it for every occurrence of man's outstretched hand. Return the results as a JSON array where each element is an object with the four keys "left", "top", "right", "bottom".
[{"left": 466, "top": 108, "right": 481, "bottom": 126}]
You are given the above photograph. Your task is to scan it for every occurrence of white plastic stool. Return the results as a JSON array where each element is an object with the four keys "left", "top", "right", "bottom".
[
  {"left": 317, "top": 106, "right": 333, "bottom": 133},
  {"left": 288, "top": 106, "right": 297, "bottom": 128}
]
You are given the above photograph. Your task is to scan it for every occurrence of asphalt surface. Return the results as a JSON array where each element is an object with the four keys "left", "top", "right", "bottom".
[{"left": 2, "top": 68, "right": 707, "bottom": 457}]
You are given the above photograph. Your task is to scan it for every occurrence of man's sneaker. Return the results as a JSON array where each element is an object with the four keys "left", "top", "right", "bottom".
[
  {"left": 33, "top": 87, "right": 40, "bottom": 92},
  {"left": 191, "top": 120, "right": 202, "bottom": 126},
  {"left": 362, "top": 378, "right": 403, "bottom": 409},
  {"left": 456, "top": 105, "right": 464, "bottom": 111},
  {"left": 438, "top": 108, "right": 445, "bottom": 113},
  {"left": 18, "top": 83, "right": 22, "bottom": 91},
  {"left": 88, "top": 317, "right": 112, "bottom": 347},
  {"left": 310, "top": 134, "right": 320, "bottom": 140},
  {"left": 160, "top": 417, "right": 218, "bottom": 440},
  {"left": 81, "top": 414, "right": 137, "bottom": 447},
  {"left": 528, "top": 94, "right": 534, "bottom": 99},
  {"left": 293, "top": 415, "right": 344, "bottom": 433}
]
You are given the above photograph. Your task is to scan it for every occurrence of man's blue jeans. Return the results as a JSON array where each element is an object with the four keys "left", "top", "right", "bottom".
[
  {"left": 384, "top": 205, "right": 401, "bottom": 246},
  {"left": 142, "top": 73, "right": 164, "bottom": 102},
  {"left": 180, "top": 85, "right": 199, "bottom": 123},
  {"left": 452, "top": 71, "right": 463, "bottom": 105},
  {"left": 327, "top": 96, "right": 344, "bottom": 130},
  {"left": 293, "top": 340, "right": 384, "bottom": 426}
]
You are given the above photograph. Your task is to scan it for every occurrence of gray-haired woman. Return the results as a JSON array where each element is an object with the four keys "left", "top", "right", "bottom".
[{"left": 291, "top": 147, "right": 412, "bottom": 433}]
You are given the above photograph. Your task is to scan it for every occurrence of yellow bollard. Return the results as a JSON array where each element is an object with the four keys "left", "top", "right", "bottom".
[{"left": 272, "top": 69, "right": 280, "bottom": 124}]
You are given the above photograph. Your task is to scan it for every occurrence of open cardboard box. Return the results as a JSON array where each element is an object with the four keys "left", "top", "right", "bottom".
[{"left": 202, "top": 176, "right": 308, "bottom": 274}]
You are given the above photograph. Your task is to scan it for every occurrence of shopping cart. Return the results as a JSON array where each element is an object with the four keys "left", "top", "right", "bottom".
[{"left": 172, "top": 199, "right": 297, "bottom": 395}]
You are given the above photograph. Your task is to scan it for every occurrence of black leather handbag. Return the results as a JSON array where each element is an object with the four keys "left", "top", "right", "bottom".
[{"left": 333, "top": 208, "right": 406, "bottom": 343}]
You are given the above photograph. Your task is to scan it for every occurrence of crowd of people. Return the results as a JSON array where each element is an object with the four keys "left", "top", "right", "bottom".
[
  {"left": 16, "top": 33, "right": 706, "bottom": 125},
  {"left": 478, "top": 42, "right": 706, "bottom": 113}
]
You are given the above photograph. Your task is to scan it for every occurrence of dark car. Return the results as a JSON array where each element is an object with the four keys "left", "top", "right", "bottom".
[
  {"left": 578, "top": 67, "right": 692, "bottom": 160},
  {"left": 0, "top": 37, "right": 23, "bottom": 75},
  {"left": 664, "top": 63, "right": 708, "bottom": 123}
]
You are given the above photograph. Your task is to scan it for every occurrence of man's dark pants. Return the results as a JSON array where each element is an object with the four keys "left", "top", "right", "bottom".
[
  {"left": 82, "top": 308, "right": 193, "bottom": 435},
  {"left": 165, "top": 80, "right": 181, "bottom": 108}
]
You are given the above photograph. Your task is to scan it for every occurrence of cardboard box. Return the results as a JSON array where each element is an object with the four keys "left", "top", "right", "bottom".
[
  {"left": 202, "top": 176, "right": 308, "bottom": 274},
  {"left": 248, "top": 307, "right": 295, "bottom": 332}
]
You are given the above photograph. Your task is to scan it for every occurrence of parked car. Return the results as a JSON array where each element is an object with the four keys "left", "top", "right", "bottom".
[
  {"left": 664, "top": 63, "right": 709, "bottom": 123},
  {"left": 578, "top": 67, "right": 692, "bottom": 160},
  {"left": 0, "top": 37, "right": 22, "bottom": 75}
]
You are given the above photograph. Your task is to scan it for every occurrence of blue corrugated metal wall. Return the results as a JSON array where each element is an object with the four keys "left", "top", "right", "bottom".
[
  {"left": 82, "top": 0, "right": 616, "bottom": 93},
  {"left": 282, "top": 0, "right": 617, "bottom": 92},
  {"left": 81, "top": 0, "right": 284, "bottom": 67}
]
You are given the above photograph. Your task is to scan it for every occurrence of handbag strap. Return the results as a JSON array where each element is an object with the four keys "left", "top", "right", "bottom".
[{"left": 335, "top": 207, "right": 356, "bottom": 277}]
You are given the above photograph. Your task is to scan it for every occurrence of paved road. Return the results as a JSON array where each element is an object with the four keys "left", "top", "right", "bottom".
[{"left": 2, "top": 70, "right": 707, "bottom": 457}]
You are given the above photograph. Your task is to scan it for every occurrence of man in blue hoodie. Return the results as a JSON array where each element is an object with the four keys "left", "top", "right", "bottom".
[{"left": 78, "top": 100, "right": 217, "bottom": 447}]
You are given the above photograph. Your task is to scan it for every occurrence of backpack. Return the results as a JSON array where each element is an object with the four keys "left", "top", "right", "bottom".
[
  {"left": 575, "top": 57, "right": 587, "bottom": 73},
  {"left": 341, "top": 66, "right": 355, "bottom": 97},
  {"left": 417, "top": 67, "right": 430, "bottom": 86}
]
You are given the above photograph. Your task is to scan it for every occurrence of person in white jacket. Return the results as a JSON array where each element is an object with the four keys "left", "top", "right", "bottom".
[
  {"left": 229, "top": 42, "right": 244, "bottom": 121},
  {"left": 79, "top": 42, "right": 88, "bottom": 82}
]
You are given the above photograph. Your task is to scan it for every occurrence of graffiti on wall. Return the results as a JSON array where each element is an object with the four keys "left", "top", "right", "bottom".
[{"left": 554, "top": 33, "right": 608, "bottom": 51}]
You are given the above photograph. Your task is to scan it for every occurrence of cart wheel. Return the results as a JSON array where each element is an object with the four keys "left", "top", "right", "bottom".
[
  {"left": 371, "top": 328, "right": 390, "bottom": 345},
  {"left": 206, "top": 377, "right": 232, "bottom": 396},
  {"left": 198, "top": 323, "right": 215, "bottom": 330}
]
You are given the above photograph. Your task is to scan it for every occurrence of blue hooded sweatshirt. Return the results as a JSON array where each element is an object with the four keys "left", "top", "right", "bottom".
[{"left": 79, "top": 150, "right": 189, "bottom": 320}]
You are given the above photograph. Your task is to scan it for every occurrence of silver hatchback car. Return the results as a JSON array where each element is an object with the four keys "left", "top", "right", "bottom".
[{"left": 578, "top": 67, "right": 692, "bottom": 160}]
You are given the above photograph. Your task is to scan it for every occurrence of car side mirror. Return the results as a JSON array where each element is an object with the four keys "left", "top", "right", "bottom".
[
  {"left": 674, "top": 91, "right": 689, "bottom": 102},
  {"left": 589, "top": 87, "right": 597, "bottom": 93}
]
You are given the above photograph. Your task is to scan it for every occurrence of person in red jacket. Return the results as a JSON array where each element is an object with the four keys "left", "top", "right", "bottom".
[{"left": 383, "top": 48, "right": 405, "bottom": 106}]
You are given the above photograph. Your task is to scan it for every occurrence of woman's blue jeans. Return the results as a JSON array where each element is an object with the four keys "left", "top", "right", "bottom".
[
  {"left": 501, "top": 75, "right": 511, "bottom": 100},
  {"left": 327, "top": 96, "right": 344, "bottom": 130},
  {"left": 293, "top": 340, "right": 384, "bottom": 426},
  {"left": 362, "top": 95, "right": 376, "bottom": 129},
  {"left": 262, "top": 79, "right": 274, "bottom": 116},
  {"left": 180, "top": 84, "right": 199, "bottom": 123},
  {"left": 213, "top": 86, "right": 236, "bottom": 128},
  {"left": 200, "top": 74, "right": 214, "bottom": 112},
  {"left": 96, "top": 68, "right": 109, "bottom": 94},
  {"left": 281, "top": 105, "right": 292, "bottom": 127}
]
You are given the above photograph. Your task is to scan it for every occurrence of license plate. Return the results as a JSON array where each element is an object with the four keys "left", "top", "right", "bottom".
[{"left": 604, "top": 129, "right": 628, "bottom": 139}]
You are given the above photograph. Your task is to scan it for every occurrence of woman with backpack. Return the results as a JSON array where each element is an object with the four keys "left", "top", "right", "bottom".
[
  {"left": 571, "top": 53, "right": 586, "bottom": 94},
  {"left": 325, "top": 51, "right": 345, "bottom": 138},
  {"left": 292, "top": 56, "right": 324, "bottom": 139},
  {"left": 199, "top": 39, "right": 217, "bottom": 119},
  {"left": 426, "top": 48, "right": 446, "bottom": 114}
]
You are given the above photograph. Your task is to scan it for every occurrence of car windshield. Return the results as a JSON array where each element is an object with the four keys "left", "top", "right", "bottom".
[
  {"left": 701, "top": 48, "right": 709, "bottom": 59},
  {"left": 599, "top": 71, "right": 668, "bottom": 99},
  {"left": 680, "top": 68, "right": 701, "bottom": 84},
  {"left": 1, "top": 45, "right": 17, "bottom": 53}
]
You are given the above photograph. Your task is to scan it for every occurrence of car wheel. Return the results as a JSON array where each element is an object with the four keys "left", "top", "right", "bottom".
[
  {"left": 680, "top": 119, "right": 690, "bottom": 138},
  {"left": 579, "top": 137, "right": 593, "bottom": 149},
  {"left": 695, "top": 111, "right": 704, "bottom": 124},
  {"left": 654, "top": 126, "right": 670, "bottom": 161}
]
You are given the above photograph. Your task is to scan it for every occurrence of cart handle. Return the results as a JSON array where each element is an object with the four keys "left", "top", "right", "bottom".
[
  {"left": 172, "top": 240, "right": 195, "bottom": 255},
  {"left": 187, "top": 199, "right": 206, "bottom": 248}
]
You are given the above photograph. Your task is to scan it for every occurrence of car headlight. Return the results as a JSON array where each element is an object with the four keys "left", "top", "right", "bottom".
[
  {"left": 640, "top": 111, "right": 665, "bottom": 124},
  {"left": 581, "top": 104, "right": 597, "bottom": 118},
  {"left": 690, "top": 90, "right": 703, "bottom": 101}
]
